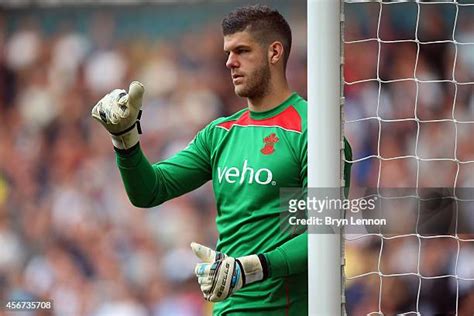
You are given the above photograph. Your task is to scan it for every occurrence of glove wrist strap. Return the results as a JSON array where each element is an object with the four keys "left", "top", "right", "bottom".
[
  {"left": 111, "top": 125, "right": 140, "bottom": 150},
  {"left": 237, "top": 254, "right": 268, "bottom": 286},
  {"left": 111, "top": 110, "right": 143, "bottom": 150}
]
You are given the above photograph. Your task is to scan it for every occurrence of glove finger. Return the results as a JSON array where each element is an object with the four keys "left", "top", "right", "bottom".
[
  {"left": 127, "top": 81, "right": 144, "bottom": 110},
  {"left": 100, "top": 92, "right": 128, "bottom": 124},
  {"left": 105, "top": 89, "right": 129, "bottom": 119},
  {"left": 191, "top": 242, "right": 215, "bottom": 262},
  {"left": 92, "top": 98, "right": 116, "bottom": 125},
  {"left": 197, "top": 276, "right": 209, "bottom": 285},
  {"left": 91, "top": 103, "right": 103, "bottom": 122},
  {"left": 195, "top": 262, "right": 212, "bottom": 277},
  {"left": 200, "top": 282, "right": 212, "bottom": 296},
  {"left": 208, "top": 295, "right": 221, "bottom": 303},
  {"left": 107, "top": 89, "right": 127, "bottom": 103}
]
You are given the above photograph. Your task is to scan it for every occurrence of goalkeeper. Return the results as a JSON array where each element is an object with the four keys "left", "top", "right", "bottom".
[{"left": 92, "top": 5, "right": 351, "bottom": 315}]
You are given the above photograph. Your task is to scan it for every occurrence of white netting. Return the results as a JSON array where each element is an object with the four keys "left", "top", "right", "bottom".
[{"left": 343, "top": 1, "right": 474, "bottom": 315}]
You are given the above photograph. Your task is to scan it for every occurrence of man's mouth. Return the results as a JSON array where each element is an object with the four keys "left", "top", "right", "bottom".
[{"left": 232, "top": 74, "right": 244, "bottom": 84}]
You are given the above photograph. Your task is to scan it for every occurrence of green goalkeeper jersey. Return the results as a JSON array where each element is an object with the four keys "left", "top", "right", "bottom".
[{"left": 116, "top": 92, "right": 352, "bottom": 315}]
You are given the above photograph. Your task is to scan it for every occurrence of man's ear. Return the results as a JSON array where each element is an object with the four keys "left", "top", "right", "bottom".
[{"left": 268, "top": 41, "right": 284, "bottom": 66}]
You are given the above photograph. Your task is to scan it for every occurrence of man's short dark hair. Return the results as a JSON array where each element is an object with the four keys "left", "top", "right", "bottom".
[{"left": 222, "top": 5, "right": 292, "bottom": 69}]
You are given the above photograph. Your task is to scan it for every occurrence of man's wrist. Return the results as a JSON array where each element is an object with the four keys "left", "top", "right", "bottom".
[
  {"left": 114, "top": 141, "right": 140, "bottom": 156},
  {"left": 111, "top": 125, "right": 140, "bottom": 150},
  {"left": 237, "top": 254, "right": 269, "bottom": 286},
  {"left": 263, "top": 248, "right": 289, "bottom": 278},
  {"left": 258, "top": 254, "right": 270, "bottom": 279}
]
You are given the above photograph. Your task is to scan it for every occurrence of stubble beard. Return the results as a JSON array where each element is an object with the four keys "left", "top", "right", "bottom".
[{"left": 234, "top": 60, "right": 271, "bottom": 100}]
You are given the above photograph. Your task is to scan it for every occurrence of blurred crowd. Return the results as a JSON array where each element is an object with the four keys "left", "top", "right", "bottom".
[{"left": 0, "top": 1, "right": 471, "bottom": 316}]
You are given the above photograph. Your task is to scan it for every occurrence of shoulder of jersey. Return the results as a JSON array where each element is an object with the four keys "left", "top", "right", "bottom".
[
  {"left": 290, "top": 95, "right": 307, "bottom": 131},
  {"left": 210, "top": 97, "right": 306, "bottom": 134},
  {"left": 207, "top": 108, "right": 248, "bottom": 130}
]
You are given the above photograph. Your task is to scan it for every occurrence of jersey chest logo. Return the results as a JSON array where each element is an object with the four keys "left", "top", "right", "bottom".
[{"left": 261, "top": 133, "right": 279, "bottom": 155}]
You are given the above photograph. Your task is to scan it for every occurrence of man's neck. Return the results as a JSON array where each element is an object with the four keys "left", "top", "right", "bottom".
[{"left": 247, "top": 83, "right": 292, "bottom": 113}]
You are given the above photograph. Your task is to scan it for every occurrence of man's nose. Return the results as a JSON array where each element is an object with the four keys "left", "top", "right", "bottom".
[{"left": 226, "top": 53, "right": 239, "bottom": 69}]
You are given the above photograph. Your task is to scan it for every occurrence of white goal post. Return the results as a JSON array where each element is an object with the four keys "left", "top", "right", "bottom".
[
  {"left": 308, "top": 0, "right": 344, "bottom": 315},
  {"left": 308, "top": 0, "right": 474, "bottom": 315}
]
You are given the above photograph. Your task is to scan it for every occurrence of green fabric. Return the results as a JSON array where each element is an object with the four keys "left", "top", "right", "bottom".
[
  {"left": 115, "top": 93, "right": 352, "bottom": 315},
  {"left": 264, "top": 233, "right": 308, "bottom": 278}
]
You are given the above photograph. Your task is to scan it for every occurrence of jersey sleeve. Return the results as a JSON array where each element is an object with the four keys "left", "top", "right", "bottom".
[
  {"left": 301, "top": 129, "right": 308, "bottom": 190},
  {"left": 263, "top": 138, "right": 353, "bottom": 278},
  {"left": 115, "top": 126, "right": 212, "bottom": 208},
  {"left": 263, "top": 232, "right": 307, "bottom": 277}
]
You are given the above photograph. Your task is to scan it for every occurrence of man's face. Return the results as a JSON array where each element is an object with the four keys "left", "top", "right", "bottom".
[{"left": 223, "top": 31, "right": 271, "bottom": 99}]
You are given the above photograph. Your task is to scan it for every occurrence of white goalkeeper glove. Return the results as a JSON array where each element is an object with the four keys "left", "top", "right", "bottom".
[
  {"left": 91, "top": 81, "right": 145, "bottom": 150},
  {"left": 191, "top": 242, "right": 268, "bottom": 302}
]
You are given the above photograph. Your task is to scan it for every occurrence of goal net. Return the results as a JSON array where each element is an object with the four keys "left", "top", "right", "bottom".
[{"left": 343, "top": 1, "right": 474, "bottom": 315}]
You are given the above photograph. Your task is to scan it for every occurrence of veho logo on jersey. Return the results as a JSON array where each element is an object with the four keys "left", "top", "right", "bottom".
[{"left": 217, "top": 160, "right": 275, "bottom": 185}]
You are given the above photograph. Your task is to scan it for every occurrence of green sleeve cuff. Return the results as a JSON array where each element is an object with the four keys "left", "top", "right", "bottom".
[
  {"left": 115, "top": 144, "right": 144, "bottom": 168},
  {"left": 264, "top": 248, "right": 290, "bottom": 278}
]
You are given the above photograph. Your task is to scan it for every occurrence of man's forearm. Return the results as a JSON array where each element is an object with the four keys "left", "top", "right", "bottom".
[
  {"left": 115, "top": 136, "right": 212, "bottom": 208},
  {"left": 264, "top": 232, "right": 307, "bottom": 278},
  {"left": 115, "top": 144, "right": 161, "bottom": 208}
]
